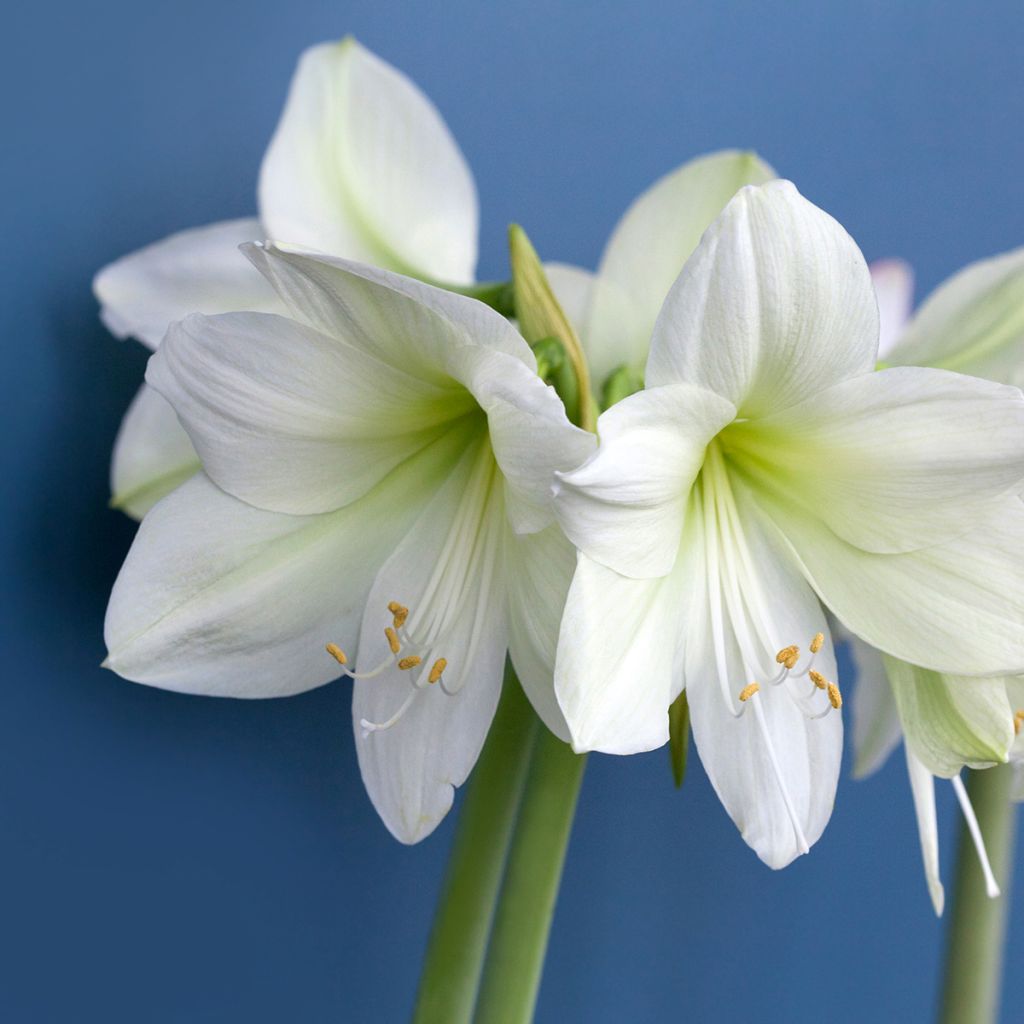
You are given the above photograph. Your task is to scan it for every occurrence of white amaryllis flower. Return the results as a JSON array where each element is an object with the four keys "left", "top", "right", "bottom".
[
  {"left": 552, "top": 181, "right": 1024, "bottom": 868},
  {"left": 103, "top": 245, "right": 593, "bottom": 843},
  {"left": 94, "top": 37, "right": 477, "bottom": 518},
  {"left": 545, "top": 149, "right": 776, "bottom": 394},
  {"left": 848, "top": 250, "right": 1024, "bottom": 912}
]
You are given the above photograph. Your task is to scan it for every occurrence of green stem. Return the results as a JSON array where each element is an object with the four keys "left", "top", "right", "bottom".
[
  {"left": 474, "top": 729, "right": 587, "bottom": 1024},
  {"left": 412, "top": 667, "right": 539, "bottom": 1024},
  {"left": 939, "top": 765, "right": 1018, "bottom": 1024}
]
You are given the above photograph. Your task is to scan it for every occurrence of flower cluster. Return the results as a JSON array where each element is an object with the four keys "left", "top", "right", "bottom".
[{"left": 98, "top": 38, "right": 1024, "bottom": 902}]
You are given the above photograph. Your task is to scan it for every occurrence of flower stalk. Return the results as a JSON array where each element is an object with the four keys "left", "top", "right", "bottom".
[{"left": 939, "top": 765, "right": 1018, "bottom": 1024}]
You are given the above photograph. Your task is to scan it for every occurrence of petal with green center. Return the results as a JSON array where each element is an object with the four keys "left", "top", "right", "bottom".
[
  {"left": 258, "top": 38, "right": 477, "bottom": 284},
  {"left": 647, "top": 181, "right": 878, "bottom": 417},
  {"left": 882, "top": 655, "right": 1013, "bottom": 777},
  {"left": 110, "top": 384, "right": 200, "bottom": 520},
  {"left": 93, "top": 218, "right": 283, "bottom": 350}
]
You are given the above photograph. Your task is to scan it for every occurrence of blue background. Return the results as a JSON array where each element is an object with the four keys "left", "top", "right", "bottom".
[{"left": 4, "top": 1, "right": 1023, "bottom": 1020}]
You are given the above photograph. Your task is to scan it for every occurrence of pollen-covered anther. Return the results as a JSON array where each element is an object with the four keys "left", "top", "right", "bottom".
[
  {"left": 398, "top": 655, "right": 422, "bottom": 671},
  {"left": 325, "top": 643, "right": 348, "bottom": 665},
  {"left": 738, "top": 682, "right": 761, "bottom": 702},
  {"left": 1014, "top": 710, "right": 1024, "bottom": 736},
  {"left": 384, "top": 626, "right": 401, "bottom": 654},
  {"left": 809, "top": 669, "right": 828, "bottom": 690},
  {"left": 827, "top": 682, "right": 843, "bottom": 710},
  {"left": 428, "top": 658, "right": 448, "bottom": 684},
  {"left": 775, "top": 644, "right": 800, "bottom": 670},
  {"left": 389, "top": 601, "right": 409, "bottom": 629},
  {"left": 809, "top": 632, "right": 825, "bottom": 654}
]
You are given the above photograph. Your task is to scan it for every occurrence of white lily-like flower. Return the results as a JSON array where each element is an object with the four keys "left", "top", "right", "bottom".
[
  {"left": 551, "top": 181, "right": 1024, "bottom": 869},
  {"left": 848, "top": 250, "right": 1024, "bottom": 912},
  {"left": 104, "top": 244, "right": 594, "bottom": 843},
  {"left": 94, "top": 37, "right": 478, "bottom": 518},
  {"left": 545, "top": 149, "right": 776, "bottom": 394}
]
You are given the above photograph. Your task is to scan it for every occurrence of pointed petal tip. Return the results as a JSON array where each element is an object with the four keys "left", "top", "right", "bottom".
[{"left": 929, "top": 881, "right": 946, "bottom": 917}]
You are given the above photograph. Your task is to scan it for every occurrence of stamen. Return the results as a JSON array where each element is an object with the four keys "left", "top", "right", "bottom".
[
  {"left": 385, "top": 627, "right": 401, "bottom": 654},
  {"left": 809, "top": 670, "right": 827, "bottom": 690},
  {"left": 775, "top": 645, "right": 800, "bottom": 670},
  {"left": 1014, "top": 710, "right": 1024, "bottom": 736},
  {"left": 428, "top": 658, "right": 447, "bottom": 684},
  {"left": 951, "top": 774, "right": 1001, "bottom": 899},
  {"left": 325, "top": 643, "right": 347, "bottom": 666},
  {"left": 398, "top": 655, "right": 422, "bottom": 671},
  {"left": 389, "top": 601, "right": 409, "bottom": 629},
  {"left": 739, "top": 682, "right": 760, "bottom": 702},
  {"left": 360, "top": 689, "right": 421, "bottom": 736},
  {"left": 810, "top": 632, "right": 824, "bottom": 654},
  {"left": 827, "top": 682, "right": 843, "bottom": 710}
]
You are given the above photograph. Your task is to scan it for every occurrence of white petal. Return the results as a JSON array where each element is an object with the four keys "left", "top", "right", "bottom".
[
  {"left": 583, "top": 151, "right": 776, "bottom": 387},
  {"left": 544, "top": 263, "right": 594, "bottom": 335},
  {"left": 93, "top": 219, "right": 283, "bottom": 350},
  {"left": 554, "top": 553, "right": 683, "bottom": 755},
  {"left": 735, "top": 366, "right": 1024, "bottom": 554},
  {"left": 504, "top": 525, "right": 575, "bottom": 741},
  {"left": 104, "top": 431, "right": 467, "bottom": 695},
  {"left": 110, "top": 384, "right": 200, "bottom": 520},
  {"left": 904, "top": 747, "right": 945, "bottom": 915},
  {"left": 245, "top": 243, "right": 532, "bottom": 371},
  {"left": 258, "top": 38, "right": 477, "bottom": 283},
  {"left": 553, "top": 384, "right": 735, "bottom": 577},
  {"left": 683, "top": 489, "right": 842, "bottom": 869},
  {"left": 871, "top": 259, "right": 914, "bottom": 361},
  {"left": 762, "top": 495, "right": 1024, "bottom": 676},
  {"left": 887, "top": 246, "right": 1024, "bottom": 386},
  {"left": 353, "top": 440, "right": 507, "bottom": 842},
  {"left": 647, "top": 181, "right": 878, "bottom": 416},
  {"left": 847, "top": 633, "right": 903, "bottom": 778},
  {"left": 149, "top": 311, "right": 474, "bottom": 514},
  {"left": 882, "top": 655, "right": 1013, "bottom": 777}
]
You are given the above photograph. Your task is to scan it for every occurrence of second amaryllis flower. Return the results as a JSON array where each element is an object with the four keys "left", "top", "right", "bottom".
[{"left": 552, "top": 180, "right": 1024, "bottom": 869}]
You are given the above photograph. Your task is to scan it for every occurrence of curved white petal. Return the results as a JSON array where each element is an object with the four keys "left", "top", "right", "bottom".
[
  {"left": 871, "top": 259, "right": 914, "bottom": 361},
  {"left": 544, "top": 263, "right": 595, "bottom": 336},
  {"left": 353, "top": 440, "right": 507, "bottom": 842},
  {"left": 734, "top": 367, "right": 1024, "bottom": 554},
  {"left": 647, "top": 181, "right": 878, "bottom": 417},
  {"left": 553, "top": 384, "right": 735, "bottom": 578},
  {"left": 104, "top": 431, "right": 467, "bottom": 696},
  {"left": 683, "top": 489, "right": 842, "bottom": 870},
  {"left": 582, "top": 151, "right": 776, "bottom": 386},
  {"left": 904, "top": 747, "right": 945, "bottom": 915},
  {"left": 258, "top": 38, "right": 477, "bottom": 283},
  {"left": 762, "top": 496, "right": 1024, "bottom": 677},
  {"left": 93, "top": 219, "right": 283, "bottom": 350},
  {"left": 847, "top": 633, "right": 903, "bottom": 778},
  {"left": 110, "top": 384, "right": 200, "bottom": 520},
  {"left": 245, "top": 243, "right": 532, "bottom": 371},
  {"left": 505, "top": 524, "right": 575, "bottom": 741},
  {"left": 887, "top": 246, "right": 1024, "bottom": 386},
  {"left": 883, "top": 655, "right": 1013, "bottom": 777},
  {"left": 150, "top": 311, "right": 474, "bottom": 514}
]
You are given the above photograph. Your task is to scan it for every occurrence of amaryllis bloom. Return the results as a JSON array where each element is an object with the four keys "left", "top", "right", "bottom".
[
  {"left": 848, "top": 250, "right": 1024, "bottom": 912},
  {"left": 94, "top": 37, "right": 478, "bottom": 518},
  {"left": 552, "top": 181, "right": 1024, "bottom": 868},
  {"left": 545, "top": 149, "right": 775, "bottom": 396},
  {"left": 104, "top": 245, "right": 593, "bottom": 842}
]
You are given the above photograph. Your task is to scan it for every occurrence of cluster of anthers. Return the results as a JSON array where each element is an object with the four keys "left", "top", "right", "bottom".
[
  {"left": 324, "top": 601, "right": 449, "bottom": 738},
  {"left": 735, "top": 632, "right": 843, "bottom": 719}
]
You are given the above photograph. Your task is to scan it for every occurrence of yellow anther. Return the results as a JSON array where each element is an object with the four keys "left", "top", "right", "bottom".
[
  {"left": 428, "top": 658, "right": 448, "bottom": 684},
  {"left": 1014, "top": 710, "right": 1024, "bottom": 736},
  {"left": 738, "top": 682, "right": 761, "bottom": 702},
  {"left": 384, "top": 626, "right": 401, "bottom": 654},
  {"left": 775, "top": 645, "right": 800, "bottom": 670},
  {"left": 827, "top": 682, "right": 843, "bottom": 710},
  {"left": 398, "top": 655, "right": 422, "bottom": 671},
  {"left": 809, "top": 670, "right": 828, "bottom": 690},
  {"left": 325, "top": 643, "right": 348, "bottom": 666},
  {"left": 392, "top": 607, "right": 409, "bottom": 629},
  {"left": 810, "top": 632, "right": 824, "bottom": 654}
]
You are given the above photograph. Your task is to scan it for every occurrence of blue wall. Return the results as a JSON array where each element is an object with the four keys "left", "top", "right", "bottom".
[{"left": 3, "top": 1, "right": 1023, "bottom": 1020}]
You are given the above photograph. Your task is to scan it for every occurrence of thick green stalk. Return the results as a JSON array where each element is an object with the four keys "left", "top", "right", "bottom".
[
  {"left": 412, "top": 668, "right": 539, "bottom": 1024},
  {"left": 473, "top": 730, "right": 588, "bottom": 1024},
  {"left": 939, "top": 765, "right": 1018, "bottom": 1024}
]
